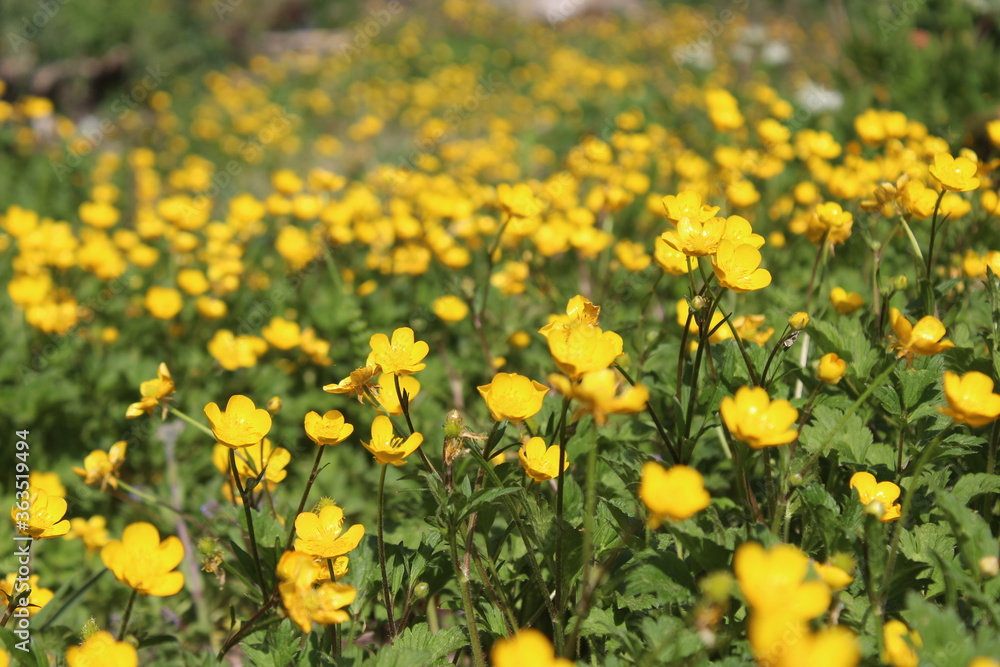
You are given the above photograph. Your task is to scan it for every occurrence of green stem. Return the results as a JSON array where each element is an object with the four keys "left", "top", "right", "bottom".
[
  {"left": 168, "top": 406, "right": 215, "bottom": 438},
  {"left": 285, "top": 444, "right": 325, "bottom": 551},
  {"left": 377, "top": 464, "right": 396, "bottom": 639},
  {"left": 449, "top": 525, "right": 486, "bottom": 667},
  {"left": 804, "top": 232, "right": 829, "bottom": 315},
  {"left": 230, "top": 449, "right": 268, "bottom": 599},
  {"left": 615, "top": 363, "right": 679, "bottom": 463},
  {"left": 117, "top": 588, "right": 139, "bottom": 641},
  {"left": 554, "top": 396, "right": 571, "bottom": 653},
  {"left": 393, "top": 375, "right": 442, "bottom": 482},
  {"left": 580, "top": 440, "right": 599, "bottom": 628},
  {"left": 760, "top": 325, "right": 792, "bottom": 390}
]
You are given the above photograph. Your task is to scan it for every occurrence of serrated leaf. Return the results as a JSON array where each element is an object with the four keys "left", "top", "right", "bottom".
[{"left": 951, "top": 473, "right": 1000, "bottom": 503}]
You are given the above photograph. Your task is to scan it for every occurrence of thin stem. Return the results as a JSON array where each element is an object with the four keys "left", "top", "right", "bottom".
[
  {"left": 377, "top": 464, "right": 396, "bottom": 639},
  {"left": 117, "top": 588, "right": 139, "bottom": 641},
  {"left": 925, "top": 189, "right": 947, "bottom": 282},
  {"left": 804, "top": 233, "right": 829, "bottom": 314},
  {"left": 554, "top": 396, "right": 571, "bottom": 653},
  {"left": 615, "top": 363, "right": 679, "bottom": 463},
  {"left": 168, "top": 406, "right": 215, "bottom": 438},
  {"left": 449, "top": 524, "right": 486, "bottom": 667},
  {"left": 394, "top": 375, "right": 443, "bottom": 482},
  {"left": 285, "top": 445, "right": 325, "bottom": 551},
  {"left": 760, "top": 325, "right": 792, "bottom": 390},
  {"left": 230, "top": 449, "right": 268, "bottom": 599},
  {"left": 580, "top": 440, "right": 599, "bottom": 633}
]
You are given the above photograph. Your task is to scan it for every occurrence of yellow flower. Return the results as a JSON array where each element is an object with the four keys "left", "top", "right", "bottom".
[
  {"left": 720, "top": 215, "right": 765, "bottom": 248},
  {"left": 720, "top": 387, "right": 798, "bottom": 449},
  {"left": 806, "top": 202, "right": 854, "bottom": 245},
  {"left": 829, "top": 287, "right": 863, "bottom": 314},
  {"left": 64, "top": 515, "right": 111, "bottom": 553},
  {"left": 968, "top": 658, "right": 1000, "bottom": 667},
  {"left": 712, "top": 240, "right": 772, "bottom": 292},
  {"left": 818, "top": 353, "right": 847, "bottom": 384},
  {"left": 782, "top": 626, "right": 860, "bottom": 667},
  {"left": 207, "top": 330, "right": 268, "bottom": 370},
  {"left": 323, "top": 364, "right": 382, "bottom": 402},
  {"left": 101, "top": 522, "right": 185, "bottom": 596},
  {"left": 66, "top": 631, "right": 138, "bottom": 667},
  {"left": 735, "top": 542, "right": 832, "bottom": 618},
  {"left": 366, "top": 327, "right": 429, "bottom": 375},
  {"left": 882, "top": 620, "right": 922, "bottom": 667},
  {"left": 497, "top": 183, "right": 542, "bottom": 219},
  {"left": 11, "top": 487, "right": 70, "bottom": 538},
  {"left": 538, "top": 295, "right": 602, "bottom": 338},
  {"left": 491, "top": 628, "right": 573, "bottom": 667},
  {"left": 144, "top": 286, "right": 183, "bottom": 319},
  {"left": 477, "top": 372, "right": 549, "bottom": 423},
  {"left": 204, "top": 395, "right": 272, "bottom": 449},
  {"left": 374, "top": 373, "right": 421, "bottom": 416},
  {"left": 549, "top": 369, "right": 648, "bottom": 426},
  {"left": 660, "top": 216, "right": 726, "bottom": 257},
  {"left": 543, "top": 320, "right": 623, "bottom": 380},
  {"left": 125, "top": 362, "right": 174, "bottom": 418},
  {"left": 294, "top": 505, "right": 365, "bottom": 559},
  {"left": 939, "top": 371, "right": 1000, "bottom": 427},
  {"left": 304, "top": 410, "right": 355, "bottom": 446},
  {"left": 28, "top": 471, "right": 65, "bottom": 498},
  {"left": 362, "top": 415, "right": 423, "bottom": 466},
  {"left": 929, "top": 153, "right": 980, "bottom": 192},
  {"left": 212, "top": 439, "right": 291, "bottom": 492},
  {"left": 788, "top": 311, "right": 810, "bottom": 331},
  {"left": 433, "top": 295, "right": 469, "bottom": 323},
  {"left": 654, "top": 236, "right": 697, "bottom": 275},
  {"left": 814, "top": 559, "right": 854, "bottom": 591},
  {"left": 0, "top": 574, "right": 53, "bottom": 616},
  {"left": 639, "top": 462, "right": 710, "bottom": 527},
  {"left": 279, "top": 577, "right": 357, "bottom": 633},
  {"left": 661, "top": 191, "right": 720, "bottom": 225},
  {"left": 72, "top": 441, "right": 127, "bottom": 490},
  {"left": 518, "top": 437, "right": 569, "bottom": 482},
  {"left": 889, "top": 308, "right": 954, "bottom": 361},
  {"left": 261, "top": 316, "right": 301, "bottom": 350},
  {"left": 849, "top": 471, "right": 902, "bottom": 522}
]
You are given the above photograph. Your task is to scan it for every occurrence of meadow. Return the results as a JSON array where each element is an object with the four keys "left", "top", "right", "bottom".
[{"left": 2, "top": 0, "right": 1000, "bottom": 665}]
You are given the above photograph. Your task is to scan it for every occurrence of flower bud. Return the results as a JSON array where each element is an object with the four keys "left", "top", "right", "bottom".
[
  {"left": 691, "top": 295, "right": 708, "bottom": 311},
  {"left": 699, "top": 572, "right": 734, "bottom": 604},
  {"left": 413, "top": 582, "right": 430, "bottom": 598},
  {"left": 893, "top": 275, "right": 908, "bottom": 290},
  {"left": 864, "top": 499, "right": 886, "bottom": 520},
  {"left": 312, "top": 496, "right": 337, "bottom": 513},
  {"left": 818, "top": 353, "right": 847, "bottom": 384},
  {"left": 443, "top": 410, "right": 465, "bottom": 440},
  {"left": 266, "top": 396, "right": 282, "bottom": 414},
  {"left": 788, "top": 312, "right": 810, "bottom": 331},
  {"left": 81, "top": 617, "right": 100, "bottom": 641},
  {"left": 980, "top": 555, "right": 999, "bottom": 577}
]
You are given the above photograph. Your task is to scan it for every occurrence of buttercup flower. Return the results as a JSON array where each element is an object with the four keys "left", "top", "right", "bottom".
[
  {"left": 889, "top": 308, "right": 954, "bottom": 361},
  {"left": 261, "top": 316, "right": 301, "bottom": 350},
  {"left": 323, "top": 364, "right": 382, "bottom": 402},
  {"left": 0, "top": 574, "right": 53, "bottom": 616},
  {"left": 735, "top": 542, "right": 832, "bottom": 617},
  {"left": 433, "top": 295, "right": 470, "bottom": 322},
  {"left": 64, "top": 515, "right": 111, "bottom": 553},
  {"left": 720, "top": 386, "right": 798, "bottom": 449},
  {"left": 294, "top": 505, "right": 365, "bottom": 559},
  {"left": 204, "top": 395, "right": 272, "bottom": 449},
  {"left": 144, "top": 286, "right": 183, "bottom": 319},
  {"left": 518, "top": 437, "right": 569, "bottom": 482},
  {"left": 929, "top": 153, "right": 980, "bottom": 192},
  {"left": 814, "top": 558, "right": 854, "bottom": 591},
  {"left": 882, "top": 620, "right": 922, "bottom": 667},
  {"left": 374, "top": 373, "right": 421, "bottom": 415},
  {"left": 304, "top": 410, "right": 355, "bottom": 446},
  {"left": 72, "top": 441, "right": 127, "bottom": 490},
  {"left": 639, "top": 463, "right": 710, "bottom": 527},
  {"left": 543, "top": 320, "right": 623, "bottom": 379},
  {"left": 477, "top": 372, "right": 549, "bottom": 423},
  {"left": 366, "top": 327, "right": 429, "bottom": 375},
  {"left": 660, "top": 216, "right": 726, "bottom": 257},
  {"left": 212, "top": 439, "right": 291, "bottom": 494},
  {"left": 661, "top": 190, "right": 720, "bottom": 224},
  {"left": 550, "top": 369, "right": 648, "bottom": 425},
  {"left": 849, "top": 471, "right": 901, "bottom": 522},
  {"left": 125, "top": 362, "right": 174, "bottom": 418},
  {"left": 277, "top": 550, "right": 357, "bottom": 633},
  {"left": 788, "top": 311, "right": 810, "bottom": 331},
  {"left": 538, "top": 295, "right": 601, "bottom": 338},
  {"left": 712, "top": 240, "right": 772, "bottom": 292},
  {"left": 938, "top": 371, "right": 1000, "bottom": 427},
  {"left": 362, "top": 415, "right": 423, "bottom": 465},
  {"left": 498, "top": 182, "right": 542, "bottom": 218},
  {"left": 818, "top": 353, "right": 847, "bottom": 384},
  {"left": 66, "top": 631, "right": 137, "bottom": 667},
  {"left": 101, "top": 522, "right": 185, "bottom": 596},
  {"left": 829, "top": 287, "right": 863, "bottom": 314},
  {"left": 11, "top": 487, "right": 70, "bottom": 538},
  {"left": 491, "top": 628, "right": 573, "bottom": 667}
]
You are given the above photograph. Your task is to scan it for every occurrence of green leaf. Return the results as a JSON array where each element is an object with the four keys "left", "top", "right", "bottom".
[
  {"left": 950, "top": 473, "right": 1000, "bottom": 504},
  {"left": 367, "top": 624, "right": 467, "bottom": 667},
  {"left": 242, "top": 621, "right": 301, "bottom": 667},
  {"left": 935, "top": 490, "right": 998, "bottom": 573}
]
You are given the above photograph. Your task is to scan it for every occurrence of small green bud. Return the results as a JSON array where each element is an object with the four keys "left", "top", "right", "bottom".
[
  {"left": 313, "top": 497, "right": 337, "bottom": 513},
  {"left": 81, "top": 617, "right": 100, "bottom": 641},
  {"left": 413, "top": 582, "right": 430, "bottom": 598},
  {"left": 443, "top": 410, "right": 464, "bottom": 439},
  {"left": 690, "top": 295, "right": 708, "bottom": 311}
]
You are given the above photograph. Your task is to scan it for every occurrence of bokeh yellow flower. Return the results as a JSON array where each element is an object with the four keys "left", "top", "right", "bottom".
[
  {"left": 938, "top": 371, "right": 1000, "bottom": 427},
  {"left": 849, "top": 471, "right": 901, "bottom": 522},
  {"left": 639, "top": 463, "right": 710, "bottom": 527},
  {"left": 491, "top": 628, "right": 572, "bottom": 667},
  {"left": 101, "top": 522, "right": 185, "bottom": 596},
  {"left": 66, "top": 631, "right": 138, "bottom": 667}
]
